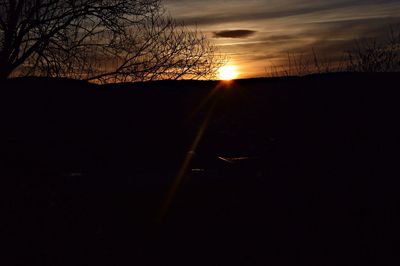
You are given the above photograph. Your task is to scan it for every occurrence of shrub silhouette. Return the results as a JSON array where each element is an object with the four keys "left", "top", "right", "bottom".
[
  {"left": 346, "top": 27, "right": 400, "bottom": 72},
  {"left": 267, "top": 27, "right": 400, "bottom": 77}
]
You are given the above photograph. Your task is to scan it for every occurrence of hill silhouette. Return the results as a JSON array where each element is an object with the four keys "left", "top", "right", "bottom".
[{"left": 2, "top": 73, "right": 400, "bottom": 265}]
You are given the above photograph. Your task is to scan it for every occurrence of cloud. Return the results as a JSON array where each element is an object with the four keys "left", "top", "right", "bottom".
[
  {"left": 261, "top": 34, "right": 299, "bottom": 42},
  {"left": 213, "top": 30, "right": 257, "bottom": 38},
  {"left": 165, "top": 0, "right": 400, "bottom": 77},
  {"left": 168, "top": 0, "right": 400, "bottom": 26}
]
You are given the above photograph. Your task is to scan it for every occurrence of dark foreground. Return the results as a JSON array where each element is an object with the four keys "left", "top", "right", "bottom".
[{"left": 1, "top": 73, "right": 400, "bottom": 265}]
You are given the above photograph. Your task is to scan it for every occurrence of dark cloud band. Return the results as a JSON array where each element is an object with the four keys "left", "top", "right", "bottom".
[{"left": 213, "top": 30, "right": 257, "bottom": 38}]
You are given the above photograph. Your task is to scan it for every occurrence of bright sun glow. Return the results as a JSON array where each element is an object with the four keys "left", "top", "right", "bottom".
[{"left": 218, "top": 65, "right": 239, "bottom": 81}]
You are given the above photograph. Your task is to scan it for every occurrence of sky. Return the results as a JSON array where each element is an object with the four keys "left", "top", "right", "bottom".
[{"left": 165, "top": 0, "right": 400, "bottom": 78}]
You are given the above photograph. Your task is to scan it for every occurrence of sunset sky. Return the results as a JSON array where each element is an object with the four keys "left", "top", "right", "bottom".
[{"left": 165, "top": 0, "right": 400, "bottom": 78}]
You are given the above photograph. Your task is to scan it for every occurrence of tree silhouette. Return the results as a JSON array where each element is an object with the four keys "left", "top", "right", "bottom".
[{"left": 0, "top": 0, "right": 223, "bottom": 82}]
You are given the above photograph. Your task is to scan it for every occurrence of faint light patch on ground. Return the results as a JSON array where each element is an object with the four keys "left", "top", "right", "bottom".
[
  {"left": 191, "top": 168, "right": 205, "bottom": 172},
  {"left": 218, "top": 156, "right": 253, "bottom": 164},
  {"left": 63, "top": 172, "right": 84, "bottom": 177}
]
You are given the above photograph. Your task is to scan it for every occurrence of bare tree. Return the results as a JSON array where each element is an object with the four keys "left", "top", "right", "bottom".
[{"left": 0, "top": 0, "right": 223, "bottom": 82}]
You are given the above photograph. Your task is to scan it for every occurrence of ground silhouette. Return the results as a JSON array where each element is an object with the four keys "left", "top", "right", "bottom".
[{"left": 2, "top": 73, "right": 400, "bottom": 265}]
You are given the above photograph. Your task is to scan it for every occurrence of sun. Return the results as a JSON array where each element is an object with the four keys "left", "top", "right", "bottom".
[{"left": 218, "top": 65, "right": 239, "bottom": 81}]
